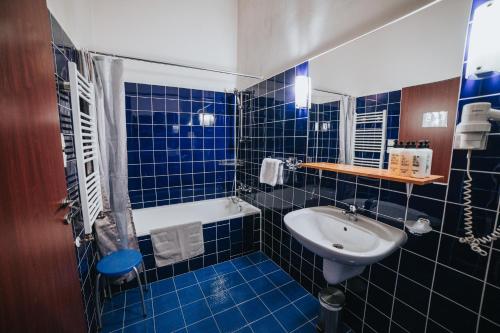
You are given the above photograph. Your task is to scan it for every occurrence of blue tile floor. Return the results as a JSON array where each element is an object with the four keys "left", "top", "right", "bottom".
[{"left": 100, "top": 252, "right": 352, "bottom": 332}]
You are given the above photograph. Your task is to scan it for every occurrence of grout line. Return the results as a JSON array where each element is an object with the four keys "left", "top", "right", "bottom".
[
  {"left": 475, "top": 196, "right": 500, "bottom": 332},
  {"left": 390, "top": 321, "right": 411, "bottom": 333},
  {"left": 480, "top": 315, "right": 500, "bottom": 328},
  {"left": 359, "top": 268, "right": 370, "bottom": 333},
  {"left": 386, "top": 249, "right": 401, "bottom": 333},
  {"left": 475, "top": 244, "right": 493, "bottom": 333},
  {"left": 366, "top": 281, "right": 428, "bottom": 318},
  {"left": 427, "top": 317, "right": 453, "bottom": 333}
]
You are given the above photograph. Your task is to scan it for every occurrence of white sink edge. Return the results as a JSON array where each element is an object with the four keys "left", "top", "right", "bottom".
[{"left": 284, "top": 206, "right": 408, "bottom": 265}]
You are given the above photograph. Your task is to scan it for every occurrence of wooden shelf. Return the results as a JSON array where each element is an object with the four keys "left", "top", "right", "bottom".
[{"left": 299, "top": 162, "right": 444, "bottom": 185}]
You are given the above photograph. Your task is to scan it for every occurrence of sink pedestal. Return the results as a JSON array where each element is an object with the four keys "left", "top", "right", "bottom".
[{"left": 323, "top": 259, "right": 366, "bottom": 284}]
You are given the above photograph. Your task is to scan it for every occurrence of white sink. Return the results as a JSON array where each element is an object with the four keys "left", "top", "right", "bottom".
[{"left": 284, "top": 206, "right": 407, "bottom": 284}]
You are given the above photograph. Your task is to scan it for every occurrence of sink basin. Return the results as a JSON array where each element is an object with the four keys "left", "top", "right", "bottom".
[{"left": 284, "top": 206, "right": 407, "bottom": 284}]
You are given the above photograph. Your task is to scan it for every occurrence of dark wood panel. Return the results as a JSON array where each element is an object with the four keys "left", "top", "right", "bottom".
[
  {"left": 400, "top": 77, "right": 461, "bottom": 183},
  {"left": 0, "top": 1, "right": 86, "bottom": 332}
]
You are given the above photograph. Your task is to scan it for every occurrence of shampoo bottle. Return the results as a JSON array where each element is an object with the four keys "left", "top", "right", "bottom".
[
  {"left": 411, "top": 141, "right": 428, "bottom": 178},
  {"left": 388, "top": 141, "right": 403, "bottom": 175},
  {"left": 400, "top": 141, "right": 415, "bottom": 177},
  {"left": 422, "top": 140, "right": 433, "bottom": 176}
]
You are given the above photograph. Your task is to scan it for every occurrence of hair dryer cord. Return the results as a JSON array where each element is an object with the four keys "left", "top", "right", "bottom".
[{"left": 459, "top": 150, "right": 499, "bottom": 256}]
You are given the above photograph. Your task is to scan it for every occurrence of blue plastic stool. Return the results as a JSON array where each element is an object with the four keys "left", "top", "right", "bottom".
[{"left": 95, "top": 249, "right": 148, "bottom": 329}]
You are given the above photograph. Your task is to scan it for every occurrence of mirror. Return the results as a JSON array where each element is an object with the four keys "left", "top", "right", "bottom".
[{"left": 308, "top": 0, "right": 471, "bottom": 182}]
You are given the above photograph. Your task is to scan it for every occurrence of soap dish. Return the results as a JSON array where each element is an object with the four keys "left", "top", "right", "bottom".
[{"left": 405, "top": 217, "right": 433, "bottom": 236}]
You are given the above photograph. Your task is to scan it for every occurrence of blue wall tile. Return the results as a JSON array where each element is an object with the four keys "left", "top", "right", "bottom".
[{"left": 126, "top": 83, "right": 236, "bottom": 207}]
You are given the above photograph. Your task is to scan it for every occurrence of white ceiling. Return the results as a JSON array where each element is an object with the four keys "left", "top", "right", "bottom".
[
  {"left": 309, "top": 0, "right": 471, "bottom": 97},
  {"left": 47, "top": 0, "right": 471, "bottom": 93},
  {"left": 236, "top": 0, "right": 440, "bottom": 88},
  {"left": 47, "top": 0, "right": 240, "bottom": 91}
]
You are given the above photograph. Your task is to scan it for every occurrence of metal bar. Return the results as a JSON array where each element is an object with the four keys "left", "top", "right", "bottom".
[
  {"left": 133, "top": 267, "right": 147, "bottom": 317},
  {"left": 89, "top": 50, "right": 263, "bottom": 80},
  {"left": 353, "top": 109, "right": 387, "bottom": 168},
  {"left": 353, "top": 156, "right": 377, "bottom": 160},
  {"left": 142, "top": 262, "right": 149, "bottom": 291},
  {"left": 106, "top": 278, "right": 112, "bottom": 299},
  {"left": 355, "top": 144, "right": 384, "bottom": 148},
  {"left": 380, "top": 109, "right": 388, "bottom": 168},
  {"left": 95, "top": 273, "right": 102, "bottom": 328},
  {"left": 313, "top": 88, "right": 350, "bottom": 98},
  {"left": 238, "top": 91, "right": 244, "bottom": 141}
]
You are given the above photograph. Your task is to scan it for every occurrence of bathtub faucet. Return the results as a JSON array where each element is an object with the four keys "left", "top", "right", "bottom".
[
  {"left": 231, "top": 183, "right": 252, "bottom": 206},
  {"left": 230, "top": 196, "right": 241, "bottom": 203},
  {"left": 229, "top": 197, "right": 244, "bottom": 212},
  {"left": 236, "top": 184, "right": 252, "bottom": 194}
]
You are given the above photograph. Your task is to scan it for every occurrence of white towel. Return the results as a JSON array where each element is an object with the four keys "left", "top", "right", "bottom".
[
  {"left": 260, "top": 158, "right": 282, "bottom": 186},
  {"left": 277, "top": 162, "right": 284, "bottom": 185},
  {"left": 150, "top": 222, "right": 204, "bottom": 267}
]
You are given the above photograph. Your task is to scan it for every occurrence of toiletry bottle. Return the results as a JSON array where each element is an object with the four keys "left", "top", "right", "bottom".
[
  {"left": 422, "top": 140, "right": 433, "bottom": 176},
  {"left": 411, "top": 141, "right": 427, "bottom": 178},
  {"left": 400, "top": 141, "right": 415, "bottom": 177},
  {"left": 388, "top": 141, "right": 403, "bottom": 175}
]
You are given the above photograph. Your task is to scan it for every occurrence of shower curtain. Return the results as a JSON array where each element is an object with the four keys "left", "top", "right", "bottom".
[
  {"left": 84, "top": 53, "right": 138, "bottom": 260},
  {"left": 338, "top": 95, "right": 356, "bottom": 164}
]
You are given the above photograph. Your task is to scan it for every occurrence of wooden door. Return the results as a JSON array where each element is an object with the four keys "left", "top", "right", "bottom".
[
  {"left": 0, "top": 1, "right": 86, "bottom": 332},
  {"left": 400, "top": 77, "right": 461, "bottom": 183}
]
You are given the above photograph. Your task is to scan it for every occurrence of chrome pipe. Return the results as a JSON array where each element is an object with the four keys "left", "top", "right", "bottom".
[
  {"left": 89, "top": 50, "right": 262, "bottom": 79},
  {"left": 141, "top": 262, "right": 148, "bottom": 291},
  {"left": 95, "top": 273, "right": 102, "bottom": 329},
  {"left": 314, "top": 88, "right": 350, "bottom": 98},
  {"left": 133, "top": 267, "right": 147, "bottom": 318}
]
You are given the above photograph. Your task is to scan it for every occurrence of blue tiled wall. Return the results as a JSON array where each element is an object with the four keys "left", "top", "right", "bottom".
[
  {"left": 307, "top": 100, "right": 340, "bottom": 162},
  {"left": 238, "top": 5, "right": 500, "bottom": 329},
  {"left": 134, "top": 215, "right": 261, "bottom": 287},
  {"left": 237, "top": 62, "right": 309, "bottom": 191},
  {"left": 50, "top": 15, "right": 99, "bottom": 333},
  {"left": 125, "top": 83, "right": 236, "bottom": 209}
]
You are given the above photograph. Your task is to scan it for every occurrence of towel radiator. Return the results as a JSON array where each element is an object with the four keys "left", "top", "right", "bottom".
[
  {"left": 68, "top": 61, "right": 103, "bottom": 234},
  {"left": 351, "top": 110, "right": 387, "bottom": 168}
]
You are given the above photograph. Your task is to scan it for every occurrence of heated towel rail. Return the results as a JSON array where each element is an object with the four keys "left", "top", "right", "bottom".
[
  {"left": 68, "top": 62, "right": 103, "bottom": 234},
  {"left": 351, "top": 110, "right": 387, "bottom": 168}
]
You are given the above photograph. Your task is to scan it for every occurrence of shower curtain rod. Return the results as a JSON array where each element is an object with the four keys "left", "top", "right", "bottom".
[
  {"left": 314, "top": 88, "right": 350, "bottom": 98},
  {"left": 89, "top": 50, "right": 263, "bottom": 80}
]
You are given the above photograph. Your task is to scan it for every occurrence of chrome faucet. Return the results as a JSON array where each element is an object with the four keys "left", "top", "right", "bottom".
[
  {"left": 343, "top": 204, "right": 358, "bottom": 221},
  {"left": 231, "top": 183, "right": 252, "bottom": 205},
  {"left": 236, "top": 183, "right": 252, "bottom": 194}
]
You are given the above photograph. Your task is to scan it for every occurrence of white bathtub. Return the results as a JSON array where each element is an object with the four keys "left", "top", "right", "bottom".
[{"left": 132, "top": 197, "right": 261, "bottom": 236}]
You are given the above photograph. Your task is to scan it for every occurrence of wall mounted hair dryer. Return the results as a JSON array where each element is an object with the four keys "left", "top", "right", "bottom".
[
  {"left": 454, "top": 102, "right": 500, "bottom": 150},
  {"left": 454, "top": 102, "right": 500, "bottom": 256}
]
